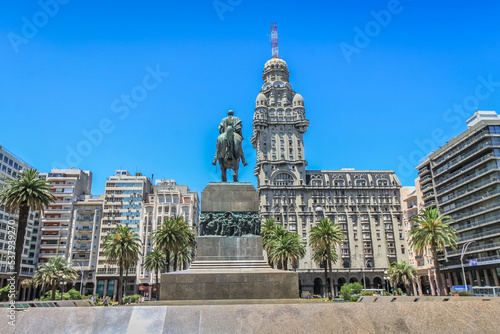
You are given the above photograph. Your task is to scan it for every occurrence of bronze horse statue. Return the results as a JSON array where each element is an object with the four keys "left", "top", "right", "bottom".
[{"left": 212, "top": 122, "right": 247, "bottom": 182}]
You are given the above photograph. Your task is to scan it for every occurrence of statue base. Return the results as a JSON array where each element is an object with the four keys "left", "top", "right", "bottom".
[
  {"left": 160, "top": 183, "right": 299, "bottom": 300},
  {"left": 160, "top": 236, "right": 299, "bottom": 300}
]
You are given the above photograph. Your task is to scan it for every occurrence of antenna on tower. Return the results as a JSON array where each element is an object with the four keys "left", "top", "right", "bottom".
[{"left": 270, "top": 23, "right": 279, "bottom": 58}]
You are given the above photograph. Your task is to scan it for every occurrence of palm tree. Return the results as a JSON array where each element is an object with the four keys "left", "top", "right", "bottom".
[
  {"left": 171, "top": 216, "right": 196, "bottom": 272},
  {"left": 21, "top": 279, "right": 32, "bottom": 301},
  {"left": 33, "top": 257, "right": 78, "bottom": 300},
  {"left": 0, "top": 168, "right": 55, "bottom": 295},
  {"left": 176, "top": 245, "right": 195, "bottom": 271},
  {"left": 144, "top": 249, "right": 166, "bottom": 300},
  {"left": 268, "top": 232, "right": 306, "bottom": 270},
  {"left": 153, "top": 216, "right": 194, "bottom": 273},
  {"left": 312, "top": 245, "right": 338, "bottom": 296},
  {"left": 260, "top": 219, "right": 288, "bottom": 268},
  {"left": 387, "top": 261, "right": 417, "bottom": 295},
  {"left": 309, "top": 218, "right": 345, "bottom": 299},
  {"left": 409, "top": 207, "right": 458, "bottom": 296},
  {"left": 102, "top": 225, "right": 141, "bottom": 304}
]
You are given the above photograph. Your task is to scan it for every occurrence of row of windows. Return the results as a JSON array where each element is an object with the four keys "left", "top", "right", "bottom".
[{"left": 0, "top": 153, "right": 24, "bottom": 170}]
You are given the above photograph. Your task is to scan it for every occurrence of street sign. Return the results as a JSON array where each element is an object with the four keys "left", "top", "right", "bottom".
[
  {"left": 468, "top": 259, "right": 478, "bottom": 266},
  {"left": 452, "top": 285, "right": 471, "bottom": 291}
]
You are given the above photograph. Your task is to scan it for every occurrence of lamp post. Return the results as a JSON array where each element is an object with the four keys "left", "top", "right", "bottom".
[
  {"left": 384, "top": 270, "right": 390, "bottom": 294},
  {"left": 461, "top": 241, "right": 475, "bottom": 291},
  {"left": 73, "top": 262, "right": 84, "bottom": 295},
  {"left": 357, "top": 257, "right": 370, "bottom": 289}
]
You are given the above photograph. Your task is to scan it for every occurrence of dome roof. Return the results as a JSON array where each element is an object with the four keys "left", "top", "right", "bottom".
[
  {"left": 255, "top": 93, "right": 267, "bottom": 105},
  {"left": 293, "top": 93, "right": 304, "bottom": 105},
  {"left": 263, "top": 58, "right": 288, "bottom": 73}
]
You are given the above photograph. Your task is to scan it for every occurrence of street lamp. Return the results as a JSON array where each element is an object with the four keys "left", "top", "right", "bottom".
[
  {"left": 73, "top": 262, "right": 84, "bottom": 295},
  {"left": 356, "top": 257, "right": 370, "bottom": 289},
  {"left": 384, "top": 270, "right": 390, "bottom": 294},
  {"left": 461, "top": 241, "right": 475, "bottom": 291}
]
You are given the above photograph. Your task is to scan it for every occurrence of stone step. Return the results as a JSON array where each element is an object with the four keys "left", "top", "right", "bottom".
[{"left": 189, "top": 260, "right": 270, "bottom": 270}]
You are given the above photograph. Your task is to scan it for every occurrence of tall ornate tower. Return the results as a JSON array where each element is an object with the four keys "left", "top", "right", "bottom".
[{"left": 250, "top": 57, "right": 310, "bottom": 189}]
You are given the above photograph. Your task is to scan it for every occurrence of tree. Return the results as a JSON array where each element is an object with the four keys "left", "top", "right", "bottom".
[
  {"left": 339, "top": 282, "right": 363, "bottom": 301},
  {"left": 312, "top": 245, "right": 338, "bottom": 296},
  {"left": 409, "top": 207, "right": 458, "bottom": 296},
  {"left": 260, "top": 219, "right": 288, "bottom": 268},
  {"left": 102, "top": 225, "right": 141, "bottom": 304},
  {"left": 387, "top": 261, "right": 417, "bottom": 295},
  {"left": 268, "top": 231, "right": 306, "bottom": 271},
  {"left": 144, "top": 249, "right": 166, "bottom": 300},
  {"left": 21, "top": 279, "right": 32, "bottom": 301},
  {"left": 33, "top": 257, "right": 78, "bottom": 300},
  {"left": 153, "top": 216, "right": 195, "bottom": 273},
  {"left": 0, "top": 168, "right": 55, "bottom": 297},
  {"left": 309, "top": 218, "right": 345, "bottom": 300},
  {"left": 171, "top": 216, "right": 196, "bottom": 272}
]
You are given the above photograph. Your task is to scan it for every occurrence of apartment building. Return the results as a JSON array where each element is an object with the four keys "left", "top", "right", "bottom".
[
  {"left": 416, "top": 110, "right": 500, "bottom": 292},
  {"left": 140, "top": 179, "right": 199, "bottom": 298},
  {"left": 0, "top": 145, "right": 41, "bottom": 287},
  {"left": 38, "top": 169, "right": 92, "bottom": 265},
  {"left": 251, "top": 57, "right": 407, "bottom": 297},
  {"left": 96, "top": 170, "right": 152, "bottom": 299},
  {"left": 401, "top": 180, "right": 439, "bottom": 295},
  {"left": 69, "top": 195, "right": 103, "bottom": 296}
]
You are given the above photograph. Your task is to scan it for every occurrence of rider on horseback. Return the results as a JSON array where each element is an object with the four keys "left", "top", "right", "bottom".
[{"left": 212, "top": 110, "right": 248, "bottom": 167}]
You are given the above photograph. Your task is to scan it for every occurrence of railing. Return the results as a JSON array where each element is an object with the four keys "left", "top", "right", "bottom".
[
  {"left": 420, "top": 175, "right": 432, "bottom": 183},
  {"left": 447, "top": 241, "right": 500, "bottom": 256},
  {"left": 434, "top": 131, "right": 489, "bottom": 165},
  {"left": 434, "top": 138, "right": 492, "bottom": 175},
  {"left": 423, "top": 191, "right": 435, "bottom": 199},
  {"left": 443, "top": 188, "right": 500, "bottom": 214},
  {"left": 435, "top": 152, "right": 494, "bottom": 186},
  {"left": 438, "top": 177, "right": 498, "bottom": 205},
  {"left": 436, "top": 166, "right": 498, "bottom": 195},
  {"left": 454, "top": 213, "right": 500, "bottom": 232},
  {"left": 458, "top": 229, "right": 500, "bottom": 243}
]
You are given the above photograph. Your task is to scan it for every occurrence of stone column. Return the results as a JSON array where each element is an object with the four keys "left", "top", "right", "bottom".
[
  {"left": 113, "top": 279, "right": 118, "bottom": 301},
  {"left": 440, "top": 274, "right": 448, "bottom": 295},
  {"left": 475, "top": 270, "right": 482, "bottom": 286},
  {"left": 428, "top": 270, "right": 436, "bottom": 296},
  {"left": 103, "top": 280, "right": 108, "bottom": 298},
  {"left": 416, "top": 276, "right": 422, "bottom": 296},
  {"left": 467, "top": 271, "right": 473, "bottom": 287},
  {"left": 483, "top": 269, "right": 491, "bottom": 286},
  {"left": 491, "top": 268, "right": 500, "bottom": 286},
  {"left": 452, "top": 272, "right": 460, "bottom": 286}
]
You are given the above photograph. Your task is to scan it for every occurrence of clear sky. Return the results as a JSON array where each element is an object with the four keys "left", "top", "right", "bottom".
[{"left": 1, "top": 0, "right": 500, "bottom": 195}]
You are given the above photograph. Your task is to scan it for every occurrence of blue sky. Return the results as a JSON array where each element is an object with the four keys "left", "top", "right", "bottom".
[{"left": 1, "top": 0, "right": 500, "bottom": 194}]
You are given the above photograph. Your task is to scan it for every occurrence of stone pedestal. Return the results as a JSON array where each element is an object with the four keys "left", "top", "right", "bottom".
[{"left": 160, "top": 182, "right": 299, "bottom": 300}]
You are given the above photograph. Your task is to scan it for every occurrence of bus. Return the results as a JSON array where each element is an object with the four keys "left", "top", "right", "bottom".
[{"left": 471, "top": 286, "right": 500, "bottom": 297}]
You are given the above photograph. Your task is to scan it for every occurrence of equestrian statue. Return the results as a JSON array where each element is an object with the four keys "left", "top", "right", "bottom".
[{"left": 212, "top": 110, "right": 248, "bottom": 182}]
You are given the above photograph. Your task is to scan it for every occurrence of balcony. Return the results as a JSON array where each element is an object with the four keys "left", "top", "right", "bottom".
[
  {"left": 433, "top": 139, "right": 493, "bottom": 177},
  {"left": 436, "top": 165, "right": 498, "bottom": 196},
  {"left": 452, "top": 201, "right": 500, "bottom": 223},
  {"left": 420, "top": 175, "right": 432, "bottom": 184},
  {"left": 433, "top": 131, "right": 490, "bottom": 166},
  {"left": 438, "top": 177, "right": 498, "bottom": 205},
  {"left": 442, "top": 188, "right": 500, "bottom": 215},
  {"left": 435, "top": 152, "right": 495, "bottom": 186},
  {"left": 423, "top": 191, "right": 435, "bottom": 199},
  {"left": 447, "top": 241, "right": 500, "bottom": 257},
  {"left": 454, "top": 213, "right": 500, "bottom": 232},
  {"left": 41, "top": 225, "right": 70, "bottom": 231},
  {"left": 418, "top": 166, "right": 430, "bottom": 176},
  {"left": 457, "top": 229, "right": 500, "bottom": 244}
]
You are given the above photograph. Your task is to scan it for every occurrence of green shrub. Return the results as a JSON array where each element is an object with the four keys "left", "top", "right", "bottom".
[
  {"left": 340, "top": 284, "right": 352, "bottom": 301},
  {"left": 360, "top": 290, "right": 374, "bottom": 296},
  {"left": 350, "top": 295, "right": 359, "bottom": 302},
  {"left": 457, "top": 291, "right": 473, "bottom": 296},
  {"left": 348, "top": 282, "right": 363, "bottom": 295},
  {"left": 66, "top": 289, "right": 84, "bottom": 300},
  {"left": 382, "top": 291, "right": 389, "bottom": 296},
  {"left": 123, "top": 294, "right": 142, "bottom": 303},
  {"left": 0, "top": 284, "right": 15, "bottom": 302}
]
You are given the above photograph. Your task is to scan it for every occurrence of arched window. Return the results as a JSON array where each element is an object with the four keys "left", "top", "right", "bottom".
[{"left": 273, "top": 173, "right": 294, "bottom": 186}]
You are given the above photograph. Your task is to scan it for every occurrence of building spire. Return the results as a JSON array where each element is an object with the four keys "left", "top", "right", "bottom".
[{"left": 271, "top": 23, "right": 279, "bottom": 58}]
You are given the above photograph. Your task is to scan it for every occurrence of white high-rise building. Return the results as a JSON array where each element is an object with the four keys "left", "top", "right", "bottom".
[{"left": 0, "top": 145, "right": 41, "bottom": 288}]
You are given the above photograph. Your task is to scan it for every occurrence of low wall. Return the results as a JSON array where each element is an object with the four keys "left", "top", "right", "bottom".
[{"left": 1, "top": 299, "right": 499, "bottom": 333}]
